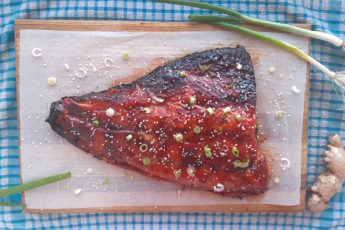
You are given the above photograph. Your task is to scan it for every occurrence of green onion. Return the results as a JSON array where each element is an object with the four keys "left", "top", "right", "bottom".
[
  {"left": 156, "top": 0, "right": 344, "bottom": 48},
  {"left": 126, "top": 134, "right": 133, "bottom": 141},
  {"left": 190, "top": 14, "right": 243, "bottom": 24},
  {"left": 235, "top": 114, "right": 242, "bottom": 122},
  {"left": 0, "top": 172, "right": 71, "bottom": 199},
  {"left": 140, "top": 144, "right": 148, "bottom": 152},
  {"left": 143, "top": 107, "right": 151, "bottom": 114},
  {"left": 276, "top": 110, "right": 284, "bottom": 119},
  {"left": 174, "top": 169, "right": 182, "bottom": 179},
  {"left": 174, "top": 133, "right": 183, "bottom": 142},
  {"left": 92, "top": 120, "right": 99, "bottom": 128},
  {"left": 204, "top": 145, "right": 212, "bottom": 158},
  {"left": 103, "top": 178, "right": 109, "bottom": 185},
  {"left": 156, "top": 0, "right": 345, "bottom": 100},
  {"left": 232, "top": 146, "right": 240, "bottom": 157},
  {"left": 193, "top": 126, "right": 201, "bottom": 134},
  {"left": 207, "top": 107, "right": 214, "bottom": 115},
  {"left": 122, "top": 51, "right": 130, "bottom": 60},
  {"left": 223, "top": 106, "right": 231, "bottom": 114},
  {"left": 0, "top": 202, "right": 22, "bottom": 207},
  {"left": 234, "top": 159, "right": 250, "bottom": 168},
  {"left": 143, "top": 157, "right": 151, "bottom": 166},
  {"left": 198, "top": 63, "right": 211, "bottom": 71},
  {"left": 179, "top": 71, "right": 187, "bottom": 78},
  {"left": 203, "top": 22, "right": 345, "bottom": 99},
  {"left": 189, "top": 96, "right": 196, "bottom": 104}
]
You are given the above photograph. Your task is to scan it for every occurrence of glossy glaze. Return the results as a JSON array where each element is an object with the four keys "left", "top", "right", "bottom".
[{"left": 47, "top": 46, "right": 269, "bottom": 197}]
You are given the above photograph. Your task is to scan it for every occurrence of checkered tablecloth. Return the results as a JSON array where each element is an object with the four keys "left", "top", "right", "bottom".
[{"left": 1, "top": 1, "right": 344, "bottom": 229}]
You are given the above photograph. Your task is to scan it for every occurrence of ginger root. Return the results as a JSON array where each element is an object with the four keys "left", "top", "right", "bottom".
[{"left": 307, "top": 134, "right": 345, "bottom": 213}]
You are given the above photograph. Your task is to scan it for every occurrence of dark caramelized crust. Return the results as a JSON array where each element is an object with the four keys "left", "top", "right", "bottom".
[{"left": 47, "top": 46, "right": 269, "bottom": 197}]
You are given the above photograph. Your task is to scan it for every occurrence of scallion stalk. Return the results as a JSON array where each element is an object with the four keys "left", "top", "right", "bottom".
[
  {"left": 156, "top": 0, "right": 345, "bottom": 49},
  {"left": 189, "top": 14, "right": 243, "bottom": 23},
  {"left": 0, "top": 172, "right": 71, "bottom": 198},
  {"left": 0, "top": 202, "right": 22, "bottom": 207}
]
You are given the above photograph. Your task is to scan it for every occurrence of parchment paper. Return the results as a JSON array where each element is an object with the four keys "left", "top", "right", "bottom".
[{"left": 19, "top": 29, "right": 308, "bottom": 210}]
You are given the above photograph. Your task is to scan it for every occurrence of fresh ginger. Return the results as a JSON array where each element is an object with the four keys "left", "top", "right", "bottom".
[{"left": 307, "top": 134, "right": 345, "bottom": 213}]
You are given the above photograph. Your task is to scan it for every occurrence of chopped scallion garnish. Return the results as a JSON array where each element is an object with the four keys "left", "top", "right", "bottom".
[
  {"left": 143, "top": 157, "right": 151, "bottom": 166},
  {"left": 207, "top": 107, "right": 214, "bottom": 115},
  {"left": 179, "top": 71, "right": 187, "bottom": 78},
  {"left": 235, "top": 114, "right": 242, "bottom": 122},
  {"left": 92, "top": 120, "right": 99, "bottom": 127},
  {"left": 232, "top": 146, "right": 240, "bottom": 157},
  {"left": 140, "top": 144, "right": 148, "bottom": 152},
  {"left": 276, "top": 110, "right": 284, "bottom": 119},
  {"left": 198, "top": 63, "right": 211, "bottom": 71},
  {"left": 193, "top": 126, "right": 201, "bottom": 134},
  {"left": 189, "top": 96, "right": 196, "bottom": 104},
  {"left": 233, "top": 160, "right": 250, "bottom": 168},
  {"left": 204, "top": 145, "right": 212, "bottom": 158},
  {"left": 126, "top": 134, "right": 133, "bottom": 141},
  {"left": 174, "top": 133, "right": 183, "bottom": 142}
]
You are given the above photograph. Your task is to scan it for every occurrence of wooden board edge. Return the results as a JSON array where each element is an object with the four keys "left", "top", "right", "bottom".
[
  {"left": 23, "top": 203, "right": 305, "bottom": 213},
  {"left": 14, "top": 20, "right": 27, "bottom": 211},
  {"left": 15, "top": 20, "right": 310, "bottom": 213},
  {"left": 299, "top": 36, "right": 311, "bottom": 210},
  {"left": 14, "top": 19, "right": 311, "bottom": 32}
]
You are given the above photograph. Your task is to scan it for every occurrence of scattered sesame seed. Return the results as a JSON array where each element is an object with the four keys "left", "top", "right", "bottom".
[
  {"left": 106, "top": 108, "right": 115, "bottom": 117},
  {"left": 291, "top": 85, "right": 300, "bottom": 94},
  {"left": 86, "top": 168, "right": 93, "bottom": 174},
  {"left": 268, "top": 67, "right": 275, "bottom": 73},
  {"left": 74, "top": 188, "right": 82, "bottom": 195}
]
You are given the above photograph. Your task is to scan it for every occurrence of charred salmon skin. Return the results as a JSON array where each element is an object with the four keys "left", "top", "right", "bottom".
[{"left": 46, "top": 46, "right": 269, "bottom": 197}]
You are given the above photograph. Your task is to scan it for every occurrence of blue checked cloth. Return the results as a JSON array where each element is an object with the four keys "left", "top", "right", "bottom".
[{"left": 1, "top": 0, "right": 345, "bottom": 229}]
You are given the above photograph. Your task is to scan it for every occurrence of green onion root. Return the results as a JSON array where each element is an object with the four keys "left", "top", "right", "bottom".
[
  {"left": 0, "top": 172, "right": 71, "bottom": 198},
  {"left": 156, "top": 0, "right": 344, "bottom": 48}
]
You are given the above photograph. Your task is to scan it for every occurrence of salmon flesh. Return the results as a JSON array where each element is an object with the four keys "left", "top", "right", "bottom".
[{"left": 46, "top": 46, "right": 269, "bottom": 197}]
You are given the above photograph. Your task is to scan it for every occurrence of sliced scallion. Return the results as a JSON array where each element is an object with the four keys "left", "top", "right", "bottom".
[
  {"left": 193, "top": 126, "right": 201, "bottom": 134},
  {"left": 204, "top": 145, "right": 212, "bottom": 158}
]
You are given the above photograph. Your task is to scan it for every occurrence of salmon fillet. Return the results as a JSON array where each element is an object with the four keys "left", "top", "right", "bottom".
[{"left": 46, "top": 45, "right": 269, "bottom": 197}]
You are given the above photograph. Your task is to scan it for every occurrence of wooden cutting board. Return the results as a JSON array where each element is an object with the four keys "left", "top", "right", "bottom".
[{"left": 15, "top": 20, "right": 309, "bottom": 213}]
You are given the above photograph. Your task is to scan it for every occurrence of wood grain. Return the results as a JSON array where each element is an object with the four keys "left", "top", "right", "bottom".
[{"left": 15, "top": 20, "right": 309, "bottom": 213}]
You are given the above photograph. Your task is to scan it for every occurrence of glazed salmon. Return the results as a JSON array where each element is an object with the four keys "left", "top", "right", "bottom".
[{"left": 47, "top": 46, "right": 269, "bottom": 197}]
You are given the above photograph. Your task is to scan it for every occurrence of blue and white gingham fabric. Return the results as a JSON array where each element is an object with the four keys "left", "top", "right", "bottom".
[{"left": 1, "top": 1, "right": 345, "bottom": 229}]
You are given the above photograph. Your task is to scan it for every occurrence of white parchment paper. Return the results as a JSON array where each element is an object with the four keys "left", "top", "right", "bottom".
[{"left": 19, "top": 29, "right": 308, "bottom": 210}]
